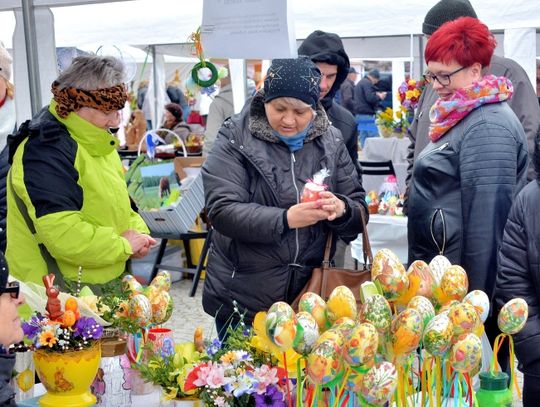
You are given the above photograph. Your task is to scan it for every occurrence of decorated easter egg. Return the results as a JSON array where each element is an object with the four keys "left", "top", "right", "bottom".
[
  {"left": 360, "top": 362, "right": 398, "bottom": 406},
  {"left": 293, "top": 312, "right": 320, "bottom": 355},
  {"left": 150, "top": 270, "right": 171, "bottom": 292},
  {"left": 318, "top": 328, "right": 345, "bottom": 350},
  {"left": 448, "top": 302, "right": 480, "bottom": 341},
  {"left": 306, "top": 340, "right": 342, "bottom": 385},
  {"left": 463, "top": 290, "right": 490, "bottom": 323},
  {"left": 151, "top": 291, "right": 172, "bottom": 324},
  {"left": 438, "top": 300, "right": 460, "bottom": 316},
  {"left": 360, "top": 294, "right": 392, "bottom": 333},
  {"left": 390, "top": 308, "right": 423, "bottom": 358},
  {"left": 128, "top": 294, "right": 152, "bottom": 327},
  {"left": 373, "top": 254, "right": 409, "bottom": 301},
  {"left": 343, "top": 323, "right": 379, "bottom": 367},
  {"left": 498, "top": 298, "right": 528, "bottom": 335},
  {"left": 144, "top": 284, "right": 160, "bottom": 302},
  {"left": 265, "top": 302, "right": 298, "bottom": 351},
  {"left": 429, "top": 255, "right": 451, "bottom": 286},
  {"left": 371, "top": 249, "right": 405, "bottom": 280},
  {"left": 122, "top": 274, "right": 143, "bottom": 297},
  {"left": 407, "top": 296, "right": 435, "bottom": 329},
  {"left": 423, "top": 314, "right": 453, "bottom": 356},
  {"left": 450, "top": 333, "right": 482, "bottom": 373},
  {"left": 407, "top": 260, "right": 434, "bottom": 299},
  {"left": 332, "top": 317, "right": 356, "bottom": 337},
  {"left": 298, "top": 292, "right": 329, "bottom": 331},
  {"left": 440, "top": 265, "right": 469, "bottom": 302},
  {"left": 327, "top": 286, "right": 357, "bottom": 323}
]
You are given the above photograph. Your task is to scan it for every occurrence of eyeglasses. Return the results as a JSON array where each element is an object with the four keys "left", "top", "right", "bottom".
[
  {"left": 423, "top": 66, "right": 467, "bottom": 86},
  {"left": 3, "top": 281, "right": 20, "bottom": 299}
]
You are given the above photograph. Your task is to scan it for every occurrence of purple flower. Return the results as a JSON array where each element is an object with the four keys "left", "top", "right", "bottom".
[
  {"left": 22, "top": 314, "right": 45, "bottom": 339},
  {"left": 74, "top": 317, "right": 103, "bottom": 340},
  {"left": 206, "top": 338, "right": 222, "bottom": 357},
  {"left": 254, "top": 385, "right": 285, "bottom": 407}
]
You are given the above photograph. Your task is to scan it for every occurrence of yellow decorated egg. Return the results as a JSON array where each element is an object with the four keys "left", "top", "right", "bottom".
[
  {"left": 360, "top": 294, "right": 392, "bottom": 333},
  {"left": 306, "top": 340, "right": 342, "bottom": 385},
  {"left": 390, "top": 308, "right": 423, "bottom": 359},
  {"left": 150, "top": 270, "right": 172, "bottom": 292},
  {"left": 265, "top": 302, "right": 297, "bottom": 351},
  {"left": 371, "top": 249, "right": 405, "bottom": 280},
  {"left": 122, "top": 275, "right": 143, "bottom": 297},
  {"left": 293, "top": 312, "right": 319, "bottom": 355},
  {"left": 423, "top": 313, "right": 453, "bottom": 357},
  {"left": 343, "top": 322, "right": 378, "bottom": 367},
  {"left": 450, "top": 333, "right": 482, "bottom": 373},
  {"left": 463, "top": 290, "right": 490, "bottom": 323},
  {"left": 448, "top": 302, "right": 480, "bottom": 341},
  {"left": 332, "top": 317, "right": 356, "bottom": 337},
  {"left": 440, "top": 265, "right": 468, "bottom": 302},
  {"left": 360, "top": 361, "right": 397, "bottom": 406},
  {"left": 128, "top": 294, "right": 152, "bottom": 327},
  {"left": 498, "top": 298, "right": 528, "bottom": 335},
  {"left": 327, "top": 286, "right": 357, "bottom": 323},
  {"left": 407, "top": 260, "right": 434, "bottom": 299},
  {"left": 298, "top": 292, "right": 329, "bottom": 331},
  {"left": 151, "top": 291, "right": 172, "bottom": 324}
]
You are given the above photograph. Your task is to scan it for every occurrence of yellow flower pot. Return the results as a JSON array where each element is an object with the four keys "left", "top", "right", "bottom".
[
  {"left": 377, "top": 125, "right": 393, "bottom": 138},
  {"left": 34, "top": 342, "right": 101, "bottom": 407}
]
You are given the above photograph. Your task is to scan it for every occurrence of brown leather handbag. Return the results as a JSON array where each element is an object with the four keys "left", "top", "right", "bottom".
[{"left": 291, "top": 208, "right": 373, "bottom": 309}]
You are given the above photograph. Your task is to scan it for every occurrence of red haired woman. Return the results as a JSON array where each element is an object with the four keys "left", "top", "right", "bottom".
[{"left": 407, "top": 16, "right": 528, "bottom": 345}]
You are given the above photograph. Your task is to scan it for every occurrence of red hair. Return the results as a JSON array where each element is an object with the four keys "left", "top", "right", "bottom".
[{"left": 425, "top": 17, "right": 496, "bottom": 68}]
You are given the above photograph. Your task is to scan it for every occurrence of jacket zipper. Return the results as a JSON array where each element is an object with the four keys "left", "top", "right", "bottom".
[
  {"left": 430, "top": 208, "right": 447, "bottom": 255},
  {"left": 418, "top": 142, "right": 449, "bottom": 161},
  {"left": 290, "top": 152, "right": 300, "bottom": 264}
]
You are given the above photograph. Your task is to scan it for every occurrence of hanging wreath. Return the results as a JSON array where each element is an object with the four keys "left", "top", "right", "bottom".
[{"left": 189, "top": 28, "right": 220, "bottom": 88}]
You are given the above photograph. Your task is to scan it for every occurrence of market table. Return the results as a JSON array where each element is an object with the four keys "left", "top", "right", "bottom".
[{"left": 351, "top": 214, "right": 408, "bottom": 264}]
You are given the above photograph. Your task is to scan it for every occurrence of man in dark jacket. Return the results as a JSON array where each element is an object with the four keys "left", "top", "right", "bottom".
[
  {"left": 298, "top": 30, "right": 362, "bottom": 267},
  {"left": 354, "top": 69, "right": 386, "bottom": 147},
  {"left": 405, "top": 0, "right": 540, "bottom": 212},
  {"left": 298, "top": 30, "right": 359, "bottom": 167},
  {"left": 495, "top": 127, "right": 540, "bottom": 406},
  {"left": 339, "top": 67, "right": 358, "bottom": 116}
]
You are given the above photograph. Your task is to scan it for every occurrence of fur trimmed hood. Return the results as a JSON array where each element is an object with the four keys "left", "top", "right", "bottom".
[{"left": 247, "top": 90, "right": 330, "bottom": 145}]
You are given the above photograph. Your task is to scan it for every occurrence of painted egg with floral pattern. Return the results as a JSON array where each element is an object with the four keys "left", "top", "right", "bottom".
[
  {"left": 373, "top": 256, "right": 409, "bottom": 302},
  {"left": 327, "top": 286, "right": 357, "bottom": 322},
  {"left": 122, "top": 275, "right": 143, "bottom": 298},
  {"left": 429, "top": 255, "right": 451, "bottom": 286},
  {"left": 298, "top": 292, "right": 329, "bottom": 331},
  {"left": 360, "top": 294, "right": 392, "bottom": 333},
  {"left": 149, "top": 270, "right": 171, "bottom": 292},
  {"left": 128, "top": 294, "right": 152, "bottom": 327},
  {"left": 450, "top": 333, "right": 482, "bottom": 373},
  {"left": 407, "top": 260, "right": 434, "bottom": 299},
  {"left": 390, "top": 308, "right": 423, "bottom": 358},
  {"left": 463, "top": 290, "right": 490, "bottom": 323},
  {"left": 440, "top": 265, "right": 468, "bottom": 302},
  {"left": 332, "top": 317, "right": 356, "bottom": 337},
  {"left": 408, "top": 296, "right": 435, "bottom": 329},
  {"left": 293, "top": 312, "right": 320, "bottom": 355},
  {"left": 498, "top": 298, "right": 528, "bottom": 335},
  {"left": 343, "top": 322, "right": 378, "bottom": 367},
  {"left": 448, "top": 302, "right": 480, "bottom": 341},
  {"left": 306, "top": 340, "right": 342, "bottom": 385},
  {"left": 151, "top": 291, "right": 172, "bottom": 324},
  {"left": 265, "top": 302, "right": 297, "bottom": 351},
  {"left": 423, "top": 313, "right": 453, "bottom": 357},
  {"left": 360, "top": 361, "right": 398, "bottom": 406},
  {"left": 371, "top": 249, "right": 405, "bottom": 280}
]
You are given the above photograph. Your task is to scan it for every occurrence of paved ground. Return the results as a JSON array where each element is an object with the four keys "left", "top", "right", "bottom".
[{"left": 133, "top": 241, "right": 524, "bottom": 406}]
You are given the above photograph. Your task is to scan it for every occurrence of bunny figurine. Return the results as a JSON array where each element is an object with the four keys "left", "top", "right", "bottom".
[{"left": 42, "top": 273, "right": 64, "bottom": 321}]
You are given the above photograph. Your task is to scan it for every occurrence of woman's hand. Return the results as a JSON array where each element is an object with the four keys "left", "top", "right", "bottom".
[
  {"left": 122, "top": 230, "right": 157, "bottom": 259},
  {"left": 317, "top": 191, "right": 346, "bottom": 221},
  {"left": 287, "top": 201, "right": 331, "bottom": 228}
]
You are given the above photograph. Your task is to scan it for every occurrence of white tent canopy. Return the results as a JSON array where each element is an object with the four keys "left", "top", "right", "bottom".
[{"left": 0, "top": 0, "right": 539, "bottom": 124}]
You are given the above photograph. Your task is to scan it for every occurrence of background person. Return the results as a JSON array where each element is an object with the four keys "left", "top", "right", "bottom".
[
  {"left": 354, "top": 68, "right": 386, "bottom": 147},
  {"left": 495, "top": 126, "right": 540, "bottom": 407},
  {"left": 202, "top": 57, "right": 367, "bottom": 336},
  {"left": 160, "top": 102, "right": 191, "bottom": 144},
  {"left": 204, "top": 72, "right": 233, "bottom": 155},
  {"left": 7, "top": 55, "right": 155, "bottom": 291},
  {"left": 339, "top": 66, "right": 358, "bottom": 116}
]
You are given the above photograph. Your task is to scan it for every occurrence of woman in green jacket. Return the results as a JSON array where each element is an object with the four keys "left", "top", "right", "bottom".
[{"left": 6, "top": 55, "right": 155, "bottom": 289}]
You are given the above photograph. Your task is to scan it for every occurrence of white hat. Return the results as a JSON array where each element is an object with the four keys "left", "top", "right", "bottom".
[{"left": 0, "top": 42, "right": 12, "bottom": 82}]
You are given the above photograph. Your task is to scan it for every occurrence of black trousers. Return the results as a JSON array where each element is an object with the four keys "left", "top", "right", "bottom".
[{"left": 524, "top": 374, "right": 540, "bottom": 407}]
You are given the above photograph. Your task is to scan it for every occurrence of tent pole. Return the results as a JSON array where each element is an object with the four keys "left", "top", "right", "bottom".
[
  {"left": 151, "top": 45, "right": 158, "bottom": 129},
  {"left": 21, "top": 0, "right": 42, "bottom": 115}
]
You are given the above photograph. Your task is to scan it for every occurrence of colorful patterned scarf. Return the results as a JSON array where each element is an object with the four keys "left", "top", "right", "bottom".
[
  {"left": 429, "top": 75, "right": 513, "bottom": 142},
  {"left": 51, "top": 81, "right": 128, "bottom": 118}
]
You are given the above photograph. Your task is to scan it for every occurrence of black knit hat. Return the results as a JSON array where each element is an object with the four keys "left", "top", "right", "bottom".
[
  {"left": 165, "top": 103, "right": 183, "bottom": 122},
  {"left": 0, "top": 252, "right": 8, "bottom": 295},
  {"left": 423, "top": 0, "right": 477, "bottom": 35},
  {"left": 263, "top": 57, "right": 321, "bottom": 109}
]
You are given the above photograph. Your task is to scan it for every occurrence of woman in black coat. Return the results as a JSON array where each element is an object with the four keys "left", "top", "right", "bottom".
[
  {"left": 202, "top": 58, "right": 367, "bottom": 334},
  {"left": 495, "top": 126, "right": 540, "bottom": 407}
]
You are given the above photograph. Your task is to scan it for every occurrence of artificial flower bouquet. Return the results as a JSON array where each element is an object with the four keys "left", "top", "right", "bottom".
[{"left": 397, "top": 78, "right": 426, "bottom": 111}]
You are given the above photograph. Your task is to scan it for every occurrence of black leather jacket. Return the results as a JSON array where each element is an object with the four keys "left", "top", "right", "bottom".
[
  {"left": 202, "top": 92, "right": 367, "bottom": 323},
  {"left": 408, "top": 101, "right": 528, "bottom": 299}
]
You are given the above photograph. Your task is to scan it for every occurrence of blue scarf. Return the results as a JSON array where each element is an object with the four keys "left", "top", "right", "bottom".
[{"left": 274, "top": 123, "right": 313, "bottom": 152}]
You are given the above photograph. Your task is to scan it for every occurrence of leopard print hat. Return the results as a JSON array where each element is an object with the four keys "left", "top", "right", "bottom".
[{"left": 51, "top": 81, "right": 128, "bottom": 118}]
